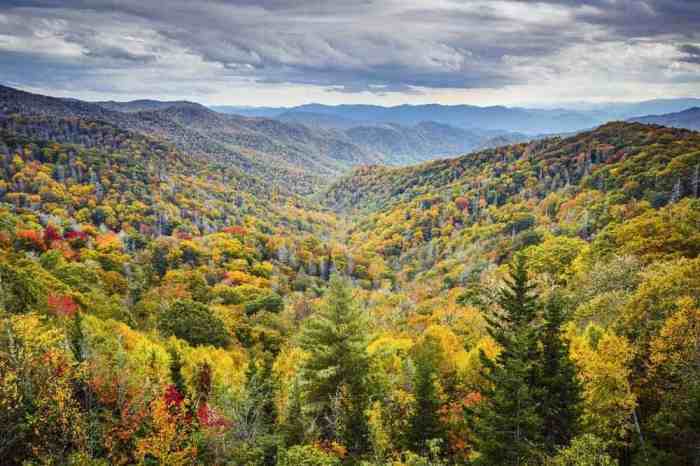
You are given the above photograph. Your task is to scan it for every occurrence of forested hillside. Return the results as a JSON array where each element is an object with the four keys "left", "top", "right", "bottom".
[
  {"left": 1, "top": 85, "right": 384, "bottom": 194},
  {"left": 1, "top": 84, "right": 700, "bottom": 466}
]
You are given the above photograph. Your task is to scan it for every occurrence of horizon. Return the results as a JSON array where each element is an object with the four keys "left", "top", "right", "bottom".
[{"left": 3, "top": 81, "right": 700, "bottom": 112}]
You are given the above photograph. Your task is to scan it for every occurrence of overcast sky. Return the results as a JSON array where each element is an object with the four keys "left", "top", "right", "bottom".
[{"left": 1, "top": 0, "right": 699, "bottom": 107}]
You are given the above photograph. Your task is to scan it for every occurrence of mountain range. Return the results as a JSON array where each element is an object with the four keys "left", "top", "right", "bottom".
[
  {"left": 0, "top": 85, "right": 530, "bottom": 192},
  {"left": 213, "top": 98, "right": 700, "bottom": 134},
  {"left": 629, "top": 106, "right": 700, "bottom": 131}
]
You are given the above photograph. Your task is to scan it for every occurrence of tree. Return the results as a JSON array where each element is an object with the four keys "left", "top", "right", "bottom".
[
  {"left": 644, "top": 297, "right": 700, "bottom": 465},
  {"left": 168, "top": 347, "right": 187, "bottom": 399},
  {"left": 552, "top": 434, "right": 617, "bottom": 466},
  {"left": 276, "top": 445, "right": 340, "bottom": 466},
  {"left": 407, "top": 335, "right": 446, "bottom": 455},
  {"left": 538, "top": 295, "right": 582, "bottom": 453},
  {"left": 158, "top": 299, "right": 230, "bottom": 348},
  {"left": 470, "top": 255, "right": 543, "bottom": 465},
  {"left": 280, "top": 376, "right": 306, "bottom": 447},
  {"left": 299, "top": 275, "right": 371, "bottom": 456}
]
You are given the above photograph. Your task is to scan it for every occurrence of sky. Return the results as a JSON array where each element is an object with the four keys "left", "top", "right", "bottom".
[{"left": 1, "top": 0, "right": 699, "bottom": 107}]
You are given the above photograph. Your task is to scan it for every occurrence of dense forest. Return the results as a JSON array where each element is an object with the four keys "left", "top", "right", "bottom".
[{"left": 1, "top": 87, "right": 700, "bottom": 466}]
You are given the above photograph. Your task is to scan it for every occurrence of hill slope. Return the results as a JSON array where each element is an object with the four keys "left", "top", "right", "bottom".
[{"left": 0, "top": 85, "right": 385, "bottom": 193}]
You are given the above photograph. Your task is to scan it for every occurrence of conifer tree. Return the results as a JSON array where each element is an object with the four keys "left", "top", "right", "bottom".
[
  {"left": 407, "top": 335, "right": 446, "bottom": 455},
  {"left": 244, "top": 352, "right": 279, "bottom": 466},
  {"left": 299, "top": 275, "right": 371, "bottom": 455},
  {"left": 471, "top": 255, "right": 544, "bottom": 465},
  {"left": 245, "top": 351, "right": 278, "bottom": 430},
  {"left": 281, "top": 376, "right": 306, "bottom": 447},
  {"left": 168, "top": 347, "right": 187, "bottom": 398},
  {"left": 537, "top": 295, "right": 581, "bottom": 453},
  {"left": 68, "top": 311, "right": 86, "bottom": 364}
]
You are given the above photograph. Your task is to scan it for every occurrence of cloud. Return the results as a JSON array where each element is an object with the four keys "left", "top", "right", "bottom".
[
  {"left": 0, "top": 0, "right": 698, "bottom": 104},
  {"left": 678, "top": 44, "right": 700, "bottom": 64}
]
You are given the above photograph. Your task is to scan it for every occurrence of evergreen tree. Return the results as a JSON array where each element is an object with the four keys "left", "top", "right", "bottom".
[
  {"left": 537, "top": 295, "right": 582, "bottom": 453},
  {"left": 245, "top": 352, "right": 278, "bottom": 431},
  {"left": 299, "top": 275, "right": 371, "bottom": 456},
  {"left": 407, "top": 335, "right": 446, "bottom": 455},
  {"left": 168, "top": 347, "right": 187, "bottom": 398},
  {"left": 68, "top": 311, "right": 85, "bottom": 363},
  {"left": 281, "top": 376, "right": 306, "bottom": 447},
  {"left": 244, "top": 352, "right": 279, "bottom": 466},
  {"left": 470, "top": 255, "right": 544, "bottom": 465}
]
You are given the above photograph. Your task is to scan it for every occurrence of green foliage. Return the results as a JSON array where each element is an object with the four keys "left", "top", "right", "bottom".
[
  {"left": 299, "top": 275, "right": 371, "bottom": 455},
  {"left": 0, "top": 259, "right": 46, "bottom": 314},
  {"left": 552, "top": 434, "right": 617, "bottom": 466},
  {"left": 538, "top": 295, "right": 582, "bottom": 453},
  {"left": 158, "top": 299, "right": 230, "bottom": 347},
  {"left": 407, "top": 335, "right": 446, "bottom": 455},
  {"left": 471, "top": 256, "right": 545, "bottom": 465},
  {"left": 276, "top": 445, "right": 340, "bottom": 466}
]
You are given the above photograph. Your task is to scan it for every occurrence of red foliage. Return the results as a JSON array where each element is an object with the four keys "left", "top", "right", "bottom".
[
  {"left": 196, "top": 403, "right": 231, "bottom": 428},
  {"left": 64, "top": 230, "right": 89, "bottom": 241},
  {"left": 47, "top": 293, "right": 78, "bottom": 317},
  {"left": 43, "top": 224, "right": 61, "bottom": 242},
  {"left": 163, "top": 384, "right": 184, "bottom": 408},
  {"left": 16, "top": 229, "right": 46, "bottom": 251},
  {"left": 222, "top": 226, "right": 247, "bottom": 237}
]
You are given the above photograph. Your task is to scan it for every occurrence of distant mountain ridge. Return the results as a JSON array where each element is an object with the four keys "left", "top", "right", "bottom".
[
  {"left": 629, "top": 107, "right": 700, "bottom": 131},
  {"left": 213, "top": 98, "right": 700, "bottom": 134},
  {"left": 96, "top": 99, "right": 196, "bottom": 113}
]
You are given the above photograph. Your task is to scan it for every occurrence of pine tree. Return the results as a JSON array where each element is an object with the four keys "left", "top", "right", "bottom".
[
  {"left": 168, "top": 347, "right": 187, "bottom": 398},
  {"left": 299, "top": 275, "right": 371, "bottom": 455},
  {"left": 537, "top": 295, "right": 582, "bottom": 453},
  {"left": 407, "top": 335, "right": 446, "bottom": 455},
  {"left": 470, "top": 255, "right": 544, "bottom": 465},
  {"left": 281, "top": 376, "right": 306, "bottom": 447},
  {"left": 245, "top": 352, "right": 278, "bottom": 430},
  {"left": 244, "top": 352, "right": 279, "bottom": 466},
  {"left": 68, "top": 311, "right": 86, "bottom": 363}
]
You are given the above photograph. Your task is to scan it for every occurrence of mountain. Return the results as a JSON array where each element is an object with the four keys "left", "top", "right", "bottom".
[
  {"left": 276, "top": 110, "right": 362, "bottom": 130},
  {"left": 271, "top": 103, "right": 599, "bottom": 134},
  {"left": 0, "top": 85, "right": 385, "bottom": 193},
  {"left": 274, "top": 110, "right": 531, "bottom": 162},
  {"left": 577, "top": 98, "right": 700, "bottom": 119},
  {"left": 213, "top": 102, "right": 599, "bottom": 133},
  {"left": 96, "top": 99, "right": 196, "bottom": 113},
  {"left": 210, "top": 105, "right": 290, "bottom": 118},
  {"left": 3, "top": 82, "right": 700, "bottom": 466},
  {"left": 211, "top": 98, "right": 700, "bottom": 135},
  {"left": 629, "top": 107, "right": 700, "bottom": 130},
  {"left": 327, "top": 121, "right": 700, "bottom": 214},
  {"left": 5, "top": 86, "right": 530, "bottom": 191}
]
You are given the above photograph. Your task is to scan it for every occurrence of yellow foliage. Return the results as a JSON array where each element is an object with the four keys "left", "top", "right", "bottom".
[
  {"left": 136, "top": 396, "right": 196, "bottom": 465},
  {"left": 567, "top": 324, "right": 636, "bottom": 445}
]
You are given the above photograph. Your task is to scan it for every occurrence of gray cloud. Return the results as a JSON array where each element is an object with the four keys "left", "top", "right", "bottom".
[
  {"left": 0, "top": 0, "right": 698, "bottom": 102},
  {"left": 515, "top": 0, "right": 700, "bottom": 38},
  {"left": 679, "top": 44, "right": 700, "bottom": 64}
]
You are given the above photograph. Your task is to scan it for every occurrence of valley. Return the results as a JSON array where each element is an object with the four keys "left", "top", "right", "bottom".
[{"left": 1, "top": 85, "right": 700, "bottom": 465}]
